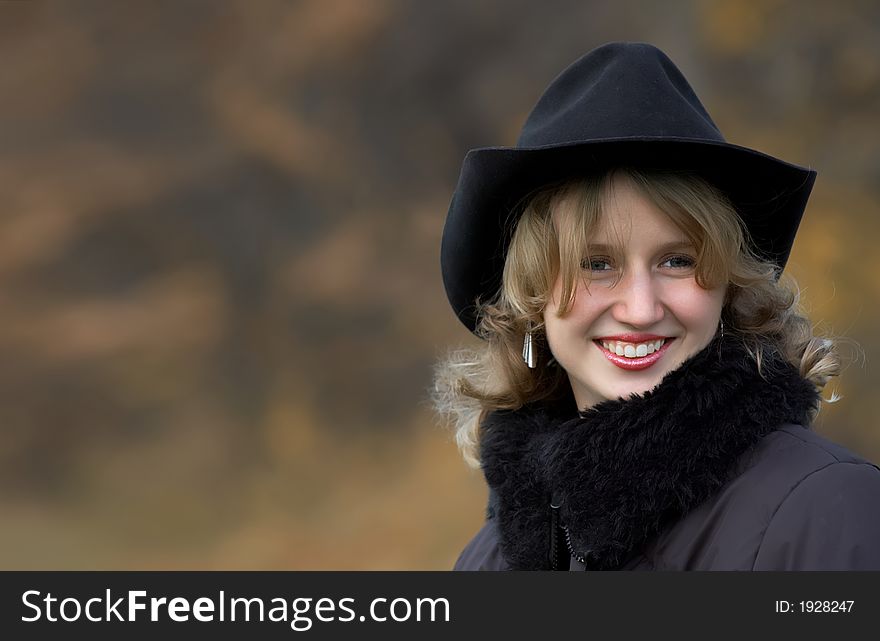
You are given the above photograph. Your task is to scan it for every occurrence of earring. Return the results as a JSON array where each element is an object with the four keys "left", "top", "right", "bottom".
[
  {"left": 719, "top": 318, "right": 725, "bottom": 340},
  {"left": 522, "top": 327, "right": 537, "bottom": 369}
]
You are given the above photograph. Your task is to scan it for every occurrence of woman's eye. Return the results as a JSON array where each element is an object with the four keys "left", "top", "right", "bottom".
[
  {"left": 581, "top": 257, "right": 614, "bottom": 272},
  {"left": 660, "top": 254, "right": 696, "bottom": 269}
]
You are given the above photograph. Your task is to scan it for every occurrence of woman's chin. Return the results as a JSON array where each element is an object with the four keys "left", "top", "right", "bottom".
[{"left": 603, "top": 371, "right": 668, "bottom": 402}]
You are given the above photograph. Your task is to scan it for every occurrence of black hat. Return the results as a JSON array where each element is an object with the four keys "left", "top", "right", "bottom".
[{"left": 441, "top": 42, "right": 817, "bottom": 334}]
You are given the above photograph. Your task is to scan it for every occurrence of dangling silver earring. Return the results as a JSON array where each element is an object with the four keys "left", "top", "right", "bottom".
[
  {"left": 719, "top": 318, "right": 725, "bottom": 340},
  {"left": 522, "top": 326, "right": 537, "bottom": 369}
]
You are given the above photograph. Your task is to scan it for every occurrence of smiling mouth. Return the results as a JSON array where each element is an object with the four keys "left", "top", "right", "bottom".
[{"left": 593, "top": 338, "right": 674, "bottom": 370}]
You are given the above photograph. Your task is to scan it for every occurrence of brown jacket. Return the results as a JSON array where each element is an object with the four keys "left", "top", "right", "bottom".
[{"left": 455, "top": 425, "right": 880, "bottom": 570}]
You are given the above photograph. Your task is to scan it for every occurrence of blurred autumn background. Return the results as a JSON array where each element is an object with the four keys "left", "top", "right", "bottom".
[{"left": 1, "top": 0, "right": 878, "bottom": 569}]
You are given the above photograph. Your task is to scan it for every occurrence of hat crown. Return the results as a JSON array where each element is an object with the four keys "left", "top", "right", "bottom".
[{"left": 517, "top": 42, "right": 724, "bottom": 148}]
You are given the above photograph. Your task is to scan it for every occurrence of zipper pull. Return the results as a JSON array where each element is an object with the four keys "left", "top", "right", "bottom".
[{"left": 549, "top": 497, "right": 568, "bottom": 570}]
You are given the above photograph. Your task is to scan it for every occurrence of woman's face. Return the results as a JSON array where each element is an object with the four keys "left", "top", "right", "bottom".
[{"left": 543, "top": 176, "right": 726, "bottom": 410}]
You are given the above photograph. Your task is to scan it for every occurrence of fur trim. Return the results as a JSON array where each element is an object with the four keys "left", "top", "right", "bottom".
[{"left": 480, "top": 336, "right": 820, "bottom": 570}]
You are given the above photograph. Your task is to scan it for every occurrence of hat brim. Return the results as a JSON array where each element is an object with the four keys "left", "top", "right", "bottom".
[{"left": 441, "top": 137, "right": 817, "bottom": 333}]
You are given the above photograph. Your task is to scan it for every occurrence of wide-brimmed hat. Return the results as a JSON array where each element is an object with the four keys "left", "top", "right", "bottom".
[{"left": 441, "top": 41, "right": 817, "bottom": 334}]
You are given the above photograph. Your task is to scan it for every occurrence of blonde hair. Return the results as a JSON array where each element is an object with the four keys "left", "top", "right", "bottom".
[{"left": 434, "top": 168, "right": 840, "bottom": 468}]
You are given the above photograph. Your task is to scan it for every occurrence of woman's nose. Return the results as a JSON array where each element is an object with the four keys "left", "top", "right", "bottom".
[{"left": 610, "top": 270, "right": 665, "bottom": 327}]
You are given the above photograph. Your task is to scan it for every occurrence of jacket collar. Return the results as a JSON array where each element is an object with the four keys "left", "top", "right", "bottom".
[{"left": 480, "top": 336, "right": 820, "bottom": 570}]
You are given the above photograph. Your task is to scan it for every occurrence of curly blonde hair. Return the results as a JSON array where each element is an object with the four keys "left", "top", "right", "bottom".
[{"left": 434, "top": 168, "right": 840, "bottom": 468}]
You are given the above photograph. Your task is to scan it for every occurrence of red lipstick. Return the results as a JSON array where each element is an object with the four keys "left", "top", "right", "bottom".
[
  {"left": 594, "top": 337, "right": 674, "bottom": 371},
  {"left": 595, "top": 333, "right": 666, "bottom": 343}
]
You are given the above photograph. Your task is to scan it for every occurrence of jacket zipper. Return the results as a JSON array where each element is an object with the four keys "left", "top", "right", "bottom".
[
  {"left": 563, "top": 524, "right": 587, "bottom": 565},
  {"left": 550, "top": 502, "right": 587, "bottom": 569},
  {"left": 550, "top": 503, "right": 588, "bottom": 569}
]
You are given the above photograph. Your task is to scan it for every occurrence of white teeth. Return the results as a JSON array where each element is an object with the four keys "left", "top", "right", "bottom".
[{"left": 601, "top": 338, "right": 666, "bottom": 359}]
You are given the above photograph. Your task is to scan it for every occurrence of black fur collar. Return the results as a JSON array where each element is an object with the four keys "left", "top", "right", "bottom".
[{"left": 480, "top": 336, "right": 820, "bottom": 570}]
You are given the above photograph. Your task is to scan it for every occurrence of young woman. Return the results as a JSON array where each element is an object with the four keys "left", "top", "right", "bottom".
[{"left": 436, "top": 42, "right": 880, "bottom": 570}]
